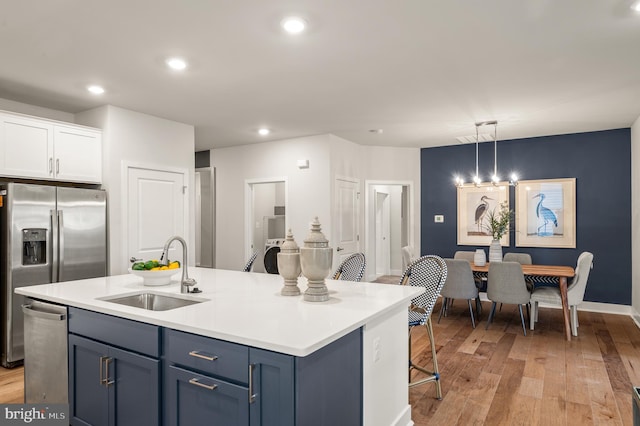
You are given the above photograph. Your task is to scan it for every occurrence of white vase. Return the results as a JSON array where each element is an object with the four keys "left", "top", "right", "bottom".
[
  {"left": 474, "top": 249, "right": 486, "bottom": 266},
  {"left": 489, "top": 239, "right": 503, "bottom": 263}
]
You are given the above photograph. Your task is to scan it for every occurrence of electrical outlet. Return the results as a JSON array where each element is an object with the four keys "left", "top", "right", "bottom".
[{"left": 434, "top": 215, "right": 444, "bottom": 223}]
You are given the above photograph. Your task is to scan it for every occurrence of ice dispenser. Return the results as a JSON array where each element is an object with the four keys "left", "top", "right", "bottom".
[{"left": 22, "top": 228, "right": 46, "bottom": 265}]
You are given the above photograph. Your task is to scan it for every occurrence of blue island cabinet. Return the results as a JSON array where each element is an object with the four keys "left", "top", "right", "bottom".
[
  {"left": 68, "top": 308, "right": 362, "bottom": 426},
  {"left": 164, "top": 327, "right": 362, "bottom": 426},
  {"left": 67, "top": 308, "right": 161, "bottom": 426}
]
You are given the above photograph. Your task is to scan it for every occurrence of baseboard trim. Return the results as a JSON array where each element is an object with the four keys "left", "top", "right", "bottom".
[{"left": 391, "top": 404, "right": 413, "bottom": 426}]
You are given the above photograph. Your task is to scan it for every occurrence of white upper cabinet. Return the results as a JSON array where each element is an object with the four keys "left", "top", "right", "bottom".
[
  {"left": 0, "top": 114, "right": 54, "bottom": 179},
  {"left": 0, "top": 112, "right": 102, "bottom": 183},
  {"left": 53, "top": 125, "right": 102, "bottom": 183}
]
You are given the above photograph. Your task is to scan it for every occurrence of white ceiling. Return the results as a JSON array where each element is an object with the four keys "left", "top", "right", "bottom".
[{"left": 1, "top": 1, "right": 639, "bottom": 151}]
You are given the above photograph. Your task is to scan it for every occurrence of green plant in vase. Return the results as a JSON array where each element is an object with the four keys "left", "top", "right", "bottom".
[{"left": 484, "top": 201, "right": 513, "bottom": 262}]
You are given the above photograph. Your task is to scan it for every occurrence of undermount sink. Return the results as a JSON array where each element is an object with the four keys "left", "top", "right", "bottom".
[{"left": 100, "top": 292, "right": 206, "bottom": 311}]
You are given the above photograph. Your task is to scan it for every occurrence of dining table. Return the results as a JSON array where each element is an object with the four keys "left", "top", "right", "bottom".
[{"left": 470, "top": 262, "right": 576, "bottom": 341}]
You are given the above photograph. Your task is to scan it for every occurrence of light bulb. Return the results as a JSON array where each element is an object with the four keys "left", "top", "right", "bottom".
[
  {"left": 282, "top": 17, "right": 306, "bottom": 34},
  {"left": 87, "top": 85, "right": 105, "bottom": 95}
]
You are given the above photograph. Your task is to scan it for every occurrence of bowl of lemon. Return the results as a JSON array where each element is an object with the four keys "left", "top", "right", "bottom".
[{"left": 128, "top": 260, "right": 182, "bottom": 286}]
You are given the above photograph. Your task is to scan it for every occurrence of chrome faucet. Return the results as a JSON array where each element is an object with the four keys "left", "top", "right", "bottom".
[{"left": 160, "top": 236, "right": 198, "bottom": 293}]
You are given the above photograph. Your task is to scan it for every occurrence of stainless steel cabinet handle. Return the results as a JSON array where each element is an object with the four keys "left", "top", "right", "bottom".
[
  {"left": 56, "top": 158, "right": 60, "bottom": 174},
  {"left": 99, "top": 356, "right": 114, "bottom": 386},
  {"left": 99, "top": 356, "right": 107, "bottom": 385},
  {"left": 130, "top": 256, "right": 142, "bottom": 263},
  {"left": 104, "top": 357, "right": 114, "bottom": 386},
  {"left": 49, "top": 158, "right": 53, "bottom": 175},
  {"left": 188, "top": 350, "right": 218, "bottom": 361},
  {"left": 337, "top": 247, "right": 344, "bottom": 252},
  {"left": 57, "top": 210, "right": 64, "bottom": 282},
  {"left": 248, "top": 364, "right": 256, "bottom": 403},
  {"left": 188, "top": 378, "right": 217, "bottom": 391}
]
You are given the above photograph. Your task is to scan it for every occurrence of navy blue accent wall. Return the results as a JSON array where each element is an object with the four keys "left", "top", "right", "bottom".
[{"left": 421, "top": 129, "right": 631, "bottom": 305}]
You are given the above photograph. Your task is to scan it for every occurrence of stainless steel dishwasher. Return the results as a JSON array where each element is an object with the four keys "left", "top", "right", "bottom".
[{"left": 22, "top": 300, "right": 68, "bottom": 403}]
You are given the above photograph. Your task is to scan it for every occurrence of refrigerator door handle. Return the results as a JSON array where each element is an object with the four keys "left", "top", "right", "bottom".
[
  {"left": 50, "top": 209, "right": 58, "bottom": 283},
  {"left": 57, "top": 210, "right": 64, "bottom": 282}
]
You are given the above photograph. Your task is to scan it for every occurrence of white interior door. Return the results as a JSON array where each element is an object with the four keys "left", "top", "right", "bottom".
[
  {"left": 127, "top": 167, "right": 187, "bottom": 266},
  {"left": 334, "top": 178, "right": 360, "bottom": 264},
  {"left": 375, "top": 190, "right": 391, "bottom": 277}
]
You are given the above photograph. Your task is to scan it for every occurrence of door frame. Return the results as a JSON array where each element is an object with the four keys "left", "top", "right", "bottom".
[
  {"left": 121, "top": 161, "right": 189, "bottom": 272},
  {"left": 374, "top": 188, "right": 391, "bottom": 277},
  {"left": 244, "top": 177, "right": 288, "bottom": 263},
  {"left": 332, "top": 175, "right": 361, "bottom": 265},
  {"left": 364, "top": 180, "right": 414, "bottom": 281},
  {"left": 195, "top": 166, "right": 216, "bottom": 268}
]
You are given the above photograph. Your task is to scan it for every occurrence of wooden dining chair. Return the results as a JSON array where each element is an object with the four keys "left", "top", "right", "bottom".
[{"left": 401, "top": 255, "right": 447, "bottom": 399}]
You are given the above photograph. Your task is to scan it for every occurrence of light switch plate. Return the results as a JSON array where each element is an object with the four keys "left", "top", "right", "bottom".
[{"left": 434, "top": 215, "right": 444, "bottom": 223}]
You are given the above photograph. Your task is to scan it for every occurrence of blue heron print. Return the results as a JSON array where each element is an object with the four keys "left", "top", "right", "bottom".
[
  {"left": 532, "top": 193, "right": 557, "bottom": 236},
  {"left": 475, "top": 195, "right": 493, "bottom": 233}
]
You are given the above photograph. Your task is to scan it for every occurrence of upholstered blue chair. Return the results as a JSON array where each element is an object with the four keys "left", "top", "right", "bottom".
[
  {"left": 332, "top": 253, "right": 366, "bottom": 282},
  {"left": 400, "top": 255, "right": 447, "bottom": 399}
]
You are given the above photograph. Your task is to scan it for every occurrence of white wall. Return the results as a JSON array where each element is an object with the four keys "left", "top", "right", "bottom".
[
  {"left": 76, "top": 105, "right": 195, "bottom": 275},
  {"left": 212, "top": 135, "right": 332, "bottom": 270},
  {"left": 0, "top": 98, "right": 74, "bottom": 123},
  {"left": 212, "top": 134, "right": 420, "bottom": 278},
  {"left": 632, "top": 114, "right": 640, "bottom": 324}
]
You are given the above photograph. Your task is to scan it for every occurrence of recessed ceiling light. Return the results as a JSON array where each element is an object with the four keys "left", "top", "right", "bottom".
[
  {"left": 258, "top": 128, "right": 270, "bottom": 136},
  {"left": 281, "top": 17, "right": 306, "bottom": 34},
  {"left": 166, "top": 58, "right": 187, "bottom": 71},
  {"left": 87, "top": 85, "right": 105, "bottom": 95},
  {"left": 632, "top": 1, "right": 640, "bottom": 12},
  {"left": 369, "top": 129, "right": 383, "bottom": 134}
]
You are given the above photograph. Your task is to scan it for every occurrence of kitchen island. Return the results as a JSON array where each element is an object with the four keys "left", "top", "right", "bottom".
[{"left": 17, "top": 267, "right": 422, "bottom": 426}]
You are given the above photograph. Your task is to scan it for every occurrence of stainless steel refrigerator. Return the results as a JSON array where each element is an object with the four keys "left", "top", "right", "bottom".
[{"left": 0, "top": 183, "right": 107, "bottom": 367}]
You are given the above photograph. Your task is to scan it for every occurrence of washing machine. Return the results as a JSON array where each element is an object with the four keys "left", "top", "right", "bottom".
[{"left": 264, "top": 238, "right": 284, "bottom": 274}]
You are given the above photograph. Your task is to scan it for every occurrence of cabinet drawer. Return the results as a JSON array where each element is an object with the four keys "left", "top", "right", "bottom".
[
  {"left": 165, "top": 365, "right": 249, "bottom": 426},
  {"left": 68, "top": 308, "right": 160, "bottom": 357},
  {"left": 164, "top": 329, "right": 248, "bottom": 384}
]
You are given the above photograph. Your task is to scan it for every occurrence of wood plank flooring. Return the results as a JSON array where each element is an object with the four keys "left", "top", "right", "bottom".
[
  {"left": 1, "top": 299, "right": 639, "bottom": 426},
  {"left": 0, "top": 365, "right": 23, "bottom": 404},
  {"left": 410, "top": 299, "right": 640, "bottom": 425}
]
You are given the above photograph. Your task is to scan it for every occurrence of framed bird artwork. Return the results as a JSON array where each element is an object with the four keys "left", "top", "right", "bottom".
[
  {"left": 457, "top": 184, "right": 510, "bottom": 246},
  {"left": 515, "top": 178, "right": 576, "bottom": 248}
]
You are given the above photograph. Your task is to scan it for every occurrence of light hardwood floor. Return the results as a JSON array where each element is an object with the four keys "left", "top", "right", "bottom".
[
  {"left": 1, "top": 302, "right": 639, "bottom": 425},
  {"left": 410, "top": 300, "right": 640, "bottom": 425}
]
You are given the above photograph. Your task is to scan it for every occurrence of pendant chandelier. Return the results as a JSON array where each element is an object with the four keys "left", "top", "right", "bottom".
[{"left": 455, "top": 120, "right": 518, "bottom": 187}]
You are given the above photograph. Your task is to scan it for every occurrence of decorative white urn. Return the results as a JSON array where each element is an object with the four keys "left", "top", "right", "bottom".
[
  {"left": 474, "top": 249, "right": 486, "bottom": 266},
  {"left": 277, "top": 229, "right": 302, "bottom": 296},
  {"left": 488, "top": 239, "right": 503, "bottom": 263},
  {"left": 300, "top": 217, "right": 333, "bottom": 302}
]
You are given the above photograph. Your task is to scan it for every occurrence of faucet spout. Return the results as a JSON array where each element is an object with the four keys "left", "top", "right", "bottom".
[{"left": 160, "top": 236, "right": 197, "bottom": 293}]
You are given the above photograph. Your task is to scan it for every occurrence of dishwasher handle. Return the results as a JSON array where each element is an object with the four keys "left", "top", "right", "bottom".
[{"left": 22, "top": 304, "right": 66, "bottom": 321}]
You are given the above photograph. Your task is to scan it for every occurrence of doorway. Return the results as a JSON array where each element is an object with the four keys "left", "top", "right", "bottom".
[
  {"left": 195, "top": 167, "right": 215, "bottom": 268},
  {"left": 245, "top": 178, "right": 287, "bottom": 273},
  {"left": 365, "top": 181, "right": 413, "bottom": 280}
]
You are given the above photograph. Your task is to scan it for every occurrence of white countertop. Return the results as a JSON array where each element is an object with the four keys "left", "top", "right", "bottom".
[{"left": 16, "top": 267, "right": 422, "bottom": 357}]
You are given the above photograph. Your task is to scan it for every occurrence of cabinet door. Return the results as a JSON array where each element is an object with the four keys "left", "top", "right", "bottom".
[
  {"left": 165, "top": 365, "right": 249, "bottom": 426},
  {"left": 249, "top": 348, "right": 295, "bottom": 426},
  {"left": 68, "top": 334, "right": 109, "bottom": 426},
  {"left": 109, "top": 346, "right": 160, "bottom": 426},
  {"left": 0, "top": 114, "right": 54, "bottom": 179},
  {"left": 54, "top": 126, "right": 102, "bottom": 183}
]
